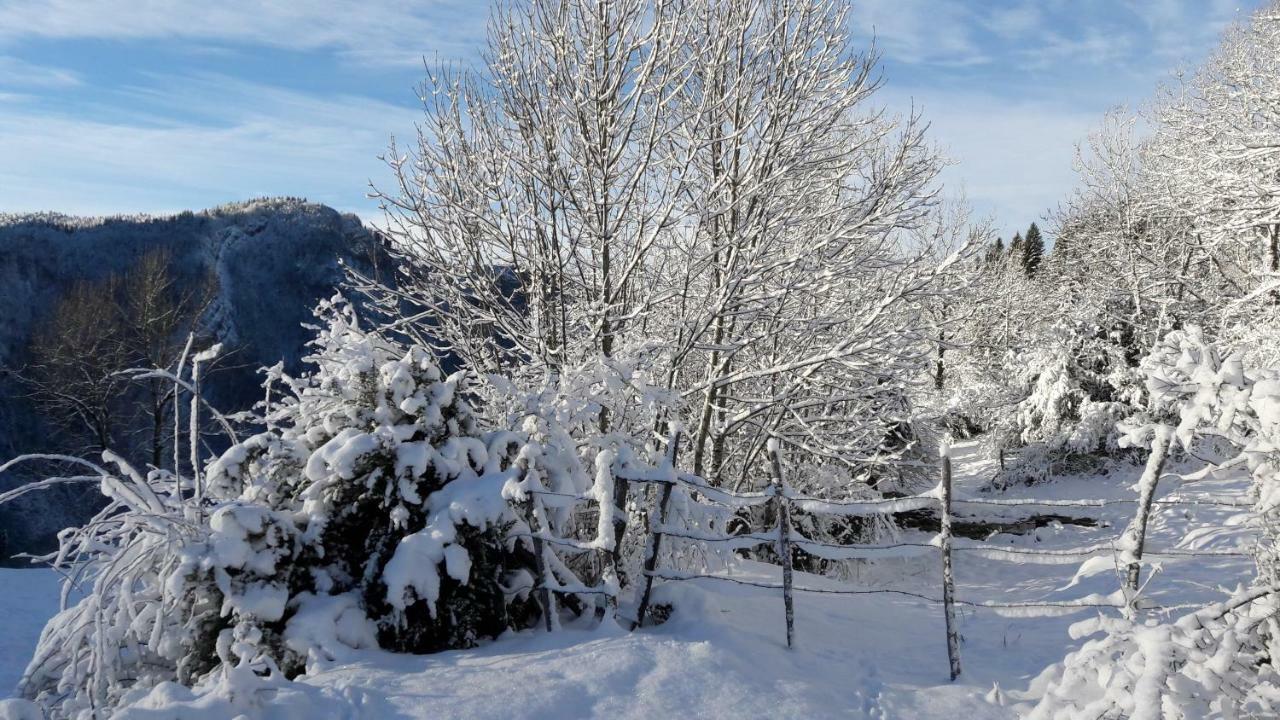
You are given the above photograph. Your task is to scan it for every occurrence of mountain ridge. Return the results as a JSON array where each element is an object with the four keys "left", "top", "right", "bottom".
[{"left": 0, "top": 197, "right": 385, "bottom": 560}]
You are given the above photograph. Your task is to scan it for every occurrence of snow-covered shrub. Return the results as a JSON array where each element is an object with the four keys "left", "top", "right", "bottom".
[
  {"left": 483, "top": 342, "right": 693, "bottom": 600},
  {"left": 17, "top": 457, "right": 202, "bottom": 717},
  {"left": 1135, "top": 327, "right": 1280, "bottom": 580},
  {"left": 199, "top": 297, "right": 538, "bottom": 658},
  {"left": 992, "top": 321, "right": 1143, "bottom": 484},
  {"left": 12, "top": 298, "right": 554, "bottom": 718},
  {"left": 1029, "top": 587, "right": 1280, "bottom": 720}
]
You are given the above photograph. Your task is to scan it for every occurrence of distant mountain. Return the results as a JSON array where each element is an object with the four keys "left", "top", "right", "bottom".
[{"left": 0, "top": 198, "right": 386, "bottom": 561}]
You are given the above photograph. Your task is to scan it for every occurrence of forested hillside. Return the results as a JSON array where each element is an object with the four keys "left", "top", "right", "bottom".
[{"left": 0, "top": 198, "right": 382, "bottom": 559}]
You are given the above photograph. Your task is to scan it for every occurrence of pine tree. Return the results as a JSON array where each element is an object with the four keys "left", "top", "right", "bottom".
[
  {"left": 1008, "top": 232, "right": 1024, "bottom": 265},
  {"left": 1023, "top": 222, "right": 1045, "bottom": 276},
  {"left": 1050, "top": 232, "right": 1070, "bottom": 273},
  {"left": 985, "top": 237, "right": 1005, "bottom": 265}
]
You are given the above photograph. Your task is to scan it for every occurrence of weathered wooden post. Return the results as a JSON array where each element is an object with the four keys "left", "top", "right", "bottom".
[
  {"left": 521, "top": 497, "right": 556, "bottom": 632},
  {"left": 188, "top": 344, "right": 220, "bottom": 520},
  {"left": 939, "top": 446, "right": 962, "bottom": 681},
  {"left": 633, "top": 432, "right": 681, "bottom": 630},
  {"left": 173, "top": 333, "right": 193, "bottom": 497},
  {"left": 1124, "top": 426, "right": 1172, "bottom": 610},
  {"left": 768, "top": 439, "right": 795, "bottom": 649}
]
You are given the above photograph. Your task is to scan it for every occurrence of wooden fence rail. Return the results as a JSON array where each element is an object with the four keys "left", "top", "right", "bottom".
[
  {"left": 515, "top": 431, "right": 1252, "bottom": 681},
  {"left": 625, "top": 437, "right": 1252, "bottom": 681}
]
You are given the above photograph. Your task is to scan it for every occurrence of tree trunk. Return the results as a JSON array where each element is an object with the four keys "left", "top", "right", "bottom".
[{"left": 1124, "top": 427, "right": 1171, "bottom": 608}]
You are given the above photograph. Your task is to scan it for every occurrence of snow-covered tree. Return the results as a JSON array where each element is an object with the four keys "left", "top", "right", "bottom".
[
  {"left": 357, "top": 0, "right": 977, "bottom": 576},
  {"left": 1031, "top": 327, "right": 1280, "bottom": 718}
]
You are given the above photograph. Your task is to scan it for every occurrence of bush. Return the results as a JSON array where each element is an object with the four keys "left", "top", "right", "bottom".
[{"left": 17, "top": 298, "right": 542, "bottom": 718}]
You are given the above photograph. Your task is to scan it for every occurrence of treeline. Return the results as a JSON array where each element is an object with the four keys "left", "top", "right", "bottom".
[
  {"left": 934, "top": 2, "right": 1280, "bottom": 504},
  {"left": 983, "top": 222, "right": 1046, "bottom": 277}
]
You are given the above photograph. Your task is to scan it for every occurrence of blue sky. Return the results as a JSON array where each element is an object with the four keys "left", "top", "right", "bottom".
[{"left": 0, "top": 0, "right": 1264, "bottom": 240}]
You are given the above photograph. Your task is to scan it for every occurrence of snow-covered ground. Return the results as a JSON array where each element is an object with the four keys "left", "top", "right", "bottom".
[
  {"left": 0, "top": 568, "right": 61, "bottom": 698},
  {"left": 0, "top": 440, "right": 1257, "bottom": 718}
]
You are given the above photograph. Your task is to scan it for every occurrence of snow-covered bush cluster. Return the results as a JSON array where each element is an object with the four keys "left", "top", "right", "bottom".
[
  {"left": 1029, "top": 589, "right": 1280, "bottom": 720},
  {"left": 998, "top": 325, "right": 1141, "bottom": 479},
  {"left": 197, "top": 297, "right": 543, "bottom": 659},
  {"left": 9, "top": 299, "right": 579, "bottom": 718}
]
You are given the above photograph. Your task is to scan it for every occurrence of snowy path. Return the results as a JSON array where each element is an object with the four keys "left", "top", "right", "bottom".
[{"left": 940, "top": 439, "right": 1255, "bottom": 615}]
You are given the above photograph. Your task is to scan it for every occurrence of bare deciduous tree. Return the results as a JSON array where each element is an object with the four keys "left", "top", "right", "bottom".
[
  {"left": 19, "top": 278, "right": 131, "bottom": 453},
  {"left": 352, "top": 0, "right": 979, "bottom": 579},
  {"left": 8, "top": 248, "right": 212, "bottom": 466}
]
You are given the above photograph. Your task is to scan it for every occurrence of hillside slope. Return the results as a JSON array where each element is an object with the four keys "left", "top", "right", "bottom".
[{"left": 0, "top": 198, "right": 384, "bottom": 557}]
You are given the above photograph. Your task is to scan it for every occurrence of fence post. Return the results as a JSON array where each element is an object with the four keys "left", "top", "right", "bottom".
[
  {"left": 521, "top": 496, "right": 556, "bottom": 632},
  {"left": 1124, "top": 426, "right": 1171, "bottom": 610},
  {"left": 633, "top": 432, "right": 680, "bottom": 630},
  {"left": 939, "top": 449, "right": 962, "bottom": 681},
  {"left": 768, "top": 439, "right": 795, "bottom": 649}
]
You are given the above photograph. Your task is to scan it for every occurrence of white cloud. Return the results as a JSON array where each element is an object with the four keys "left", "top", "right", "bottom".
[
  {"left": 853, "top": 0, "right": 1263, "bottom": 72},
  {"left": 1119, "top": 0, "right": 1250, "bottom": 63},
  {"left": 1016, "top": 28, "right": 1135, "bottom": 70},
  {"left": 0, "top": 1, "right": 486, "bottom": 66},
  {"left": 852, "top": 0, "right": 990, "bottom": 66},
  {"left": 0, "top": 73, "right": 418, "bottom": 217},
  {"left": 982, "top": 4, "right": 1043, "bottom": 41}
]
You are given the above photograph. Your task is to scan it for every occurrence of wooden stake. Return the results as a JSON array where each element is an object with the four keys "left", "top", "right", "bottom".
[
  {"left": 1125, "top": 427, "right": 1171, "bottom": 609},
  {"left": 940, "top": 453, "right": 962, "bottom": 680},
  {"left": 522, "top": 498, "right": 556, "bottom": 632},
  {"left": 769, "top": 441, "right": 795, "bottom": 649},
  {"left": 633, "top": 432, "right": 680, "bottom": 630}
]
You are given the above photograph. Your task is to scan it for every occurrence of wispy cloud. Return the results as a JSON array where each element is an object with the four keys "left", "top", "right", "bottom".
[
  {"left": 0, "top": 73, "right": 417, "bottom": 217},
  {"left": 853, "top": 0, "right": 990, "bottom": 66},
  {"left": 880, "top": 87, "right": 1098, "bottom": 236},
  {"left": 981, "top": 5, "right": 1043, "bottom": 41},
  {"left": 0, "top": 55, "right": 80, "bottom": 88},
  {"left": 854, "top": 0, "right": 1259, "bottom": 72},
  {"left": 0, "top": 1, "right": 486, "bottom": 66},
  {"left": 1119, "top": 0, "right": 1249, "bottom": 63}
]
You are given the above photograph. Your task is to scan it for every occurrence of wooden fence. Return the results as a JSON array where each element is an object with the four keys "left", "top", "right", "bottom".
[{"left": 518, "top": 431, "right": 1254, "bottom": 680}]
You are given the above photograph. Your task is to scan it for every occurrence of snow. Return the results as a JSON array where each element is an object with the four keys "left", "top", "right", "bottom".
[
  {"left": 305, "top": 428, "right": 382, "bottom": 483},
  {"left": 381, "top": 526, "right": 451, "bottom": 615},
  {"left": 0, "top": 440, "right": 1260, "bottom": 718},
  {"left": 285, "top": 566, "right": 1026, "bottom": 720},
  {"left": 0, "top": 569, "right": 60, "bottom": 698},
  {"left": 381, "top": 469, "right": 515, "bottom": 615},
  {"left": 284, "top": 592, "right": 379, "bottom": 669}
]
